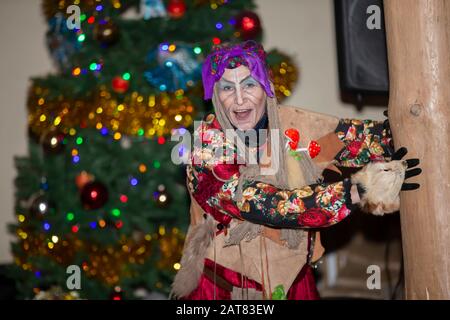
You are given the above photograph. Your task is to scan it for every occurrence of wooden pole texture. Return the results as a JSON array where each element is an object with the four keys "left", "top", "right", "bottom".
[{"left": 384, "top": 0, "right": 450, "bottom": 299}]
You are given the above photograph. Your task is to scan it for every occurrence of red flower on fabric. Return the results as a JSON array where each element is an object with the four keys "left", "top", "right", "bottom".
[
  {"left": 370, "top": 154, "right": 383, "bottom": 161},
  {"left": 298, "top": 208, "right": 330, "bottom": 227},
  {"left": 213, "top": 164, "right": 240, "bottom": 181},
  {"left": 262, "top": 185, "right": 278, "bottom": 194},
  {"left": 347, "top": 140, "right": 363, "bottom": 158},
  {"left": 195, "top": 172, "right": 223, "bottom": 205},
  {"left": 219, "top": 199, "right": 241, "bottom": 218},
  {"left": 193, "top": 170, "right": 233, "bottom": 226},
  {"left": 256, "top": 183, "right": 277, "bottom": 194},
  {"left": 337, "top": 204, "right": 351, "bottom": 222}
]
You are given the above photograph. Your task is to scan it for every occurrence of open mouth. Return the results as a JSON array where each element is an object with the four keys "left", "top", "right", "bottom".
[{"left": 233, "top": 109, "right": 253, "bottom": 121}]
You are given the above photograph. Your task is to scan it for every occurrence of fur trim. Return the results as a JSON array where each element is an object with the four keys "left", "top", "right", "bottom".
[
  {"left": 280, "top": 229, "right": 306, "bottom": 249},
  {"left": 351, "top": 160, "right": 406, "bottom": 216},
  {"left": 224, "top": 221, "right": 262, "bottom": 247},
  {"left": 170, "top": 215, "right": 215, "bottom": 299}
]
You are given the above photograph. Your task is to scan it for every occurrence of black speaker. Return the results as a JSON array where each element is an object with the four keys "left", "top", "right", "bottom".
[{"left": 335, "top": 0, "right": 389, "bottom": 95}]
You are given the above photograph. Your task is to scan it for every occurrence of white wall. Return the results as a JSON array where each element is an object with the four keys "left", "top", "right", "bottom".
[
  {"left": 0, "top": 0, "right": 55, "bottom": 263},
  {"left": 0, "top": 0, "right": 385, "bottom": 263}
]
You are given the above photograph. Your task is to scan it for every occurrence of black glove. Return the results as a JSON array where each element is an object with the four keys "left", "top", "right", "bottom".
[
  {"left": 391, "top": 147, "right": 422, "bottom": 191},
  {"left": 383, "top": 111, "right": 421, "bottom": 190}
]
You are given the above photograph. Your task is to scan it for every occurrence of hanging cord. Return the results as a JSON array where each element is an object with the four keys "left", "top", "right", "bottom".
[
  {"left": 238, "top": 242, "right": 248, "bottom": 299},
  {"left": 262, "top": 236, "right": 272, "bottom": 299}
]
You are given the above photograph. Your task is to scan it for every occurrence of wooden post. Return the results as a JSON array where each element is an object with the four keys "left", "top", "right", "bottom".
[{"left": 384, "top": 0, "right": 450, "bottom": 299}]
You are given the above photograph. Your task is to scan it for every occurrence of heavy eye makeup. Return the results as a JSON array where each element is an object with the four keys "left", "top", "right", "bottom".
[
  {"left": 241, "top": 78, "right": 259, "bottom": 90},
  {"left": 218, "top": 80, "right": 235, "bottom": 92},
  {"left": 218, "top": 77, "right": 260, "bottom": 92}
]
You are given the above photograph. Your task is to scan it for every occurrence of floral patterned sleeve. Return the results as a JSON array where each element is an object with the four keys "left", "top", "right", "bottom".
[
  {"left": 188, "top": 163, "right": 356, "bottom": 229},
  {"left": 187, "top": 115, "right": 357, "bottom": 230},
  {"left": 334, "top": 119, "right": 394, "bottom": 167}
]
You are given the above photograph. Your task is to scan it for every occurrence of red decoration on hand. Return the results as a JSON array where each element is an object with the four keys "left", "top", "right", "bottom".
[
  {"left": 284, "top": 128, "right": 300, "bottom": 150},
  {"left": 112, "top": 76, "right": 129, "bottom": 94},
  {"left": 168, "top": 0, "right": 186, "bottom": 19},
  {"left": 308, "top": 141, "right": 321, "bottom": 159}
]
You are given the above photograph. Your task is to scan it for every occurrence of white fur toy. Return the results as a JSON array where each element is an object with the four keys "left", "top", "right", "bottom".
[{"left": 351, "top": 160, "right": 407, "bottom": 215}]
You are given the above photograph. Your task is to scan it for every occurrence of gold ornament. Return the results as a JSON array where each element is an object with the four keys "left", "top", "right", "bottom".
[
  {"left": 14, "top": 227, "right": 185, "bottom": 288},
  {"left": 156, "top": 227, "right": 185, "bottom": 271},
  {"left": 33, "top": 286, "right": 82, "bottom": 300},
  {"left": 269, "top": 54, "right": 299, "bottom": 102}
]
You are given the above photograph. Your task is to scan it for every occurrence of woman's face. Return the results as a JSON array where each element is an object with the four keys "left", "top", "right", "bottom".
[{"left": 217, "top": 65, "right": 266, "bottom": 130}]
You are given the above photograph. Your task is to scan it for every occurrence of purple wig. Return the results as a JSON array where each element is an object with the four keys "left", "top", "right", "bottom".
[{"left": 201, "top": 41, "right": 274, "bottom": 100}]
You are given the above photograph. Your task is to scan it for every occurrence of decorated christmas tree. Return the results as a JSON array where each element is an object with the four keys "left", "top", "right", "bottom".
[{"left": 9, "top": 0, "right": 298, "bottom": 299}]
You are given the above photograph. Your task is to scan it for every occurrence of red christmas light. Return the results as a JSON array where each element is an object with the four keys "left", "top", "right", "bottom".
[
  {"left": 235, "top": 11, "right": 262, "bottom": 40},
  {"left": 167, "top": 0, "right": 186, "bottom": 19},
  {"left": 115, "top": 220, "right": 123, "bottom": 229},
  {"left": 112, "top": 76, "right": 130, "bottom": 94},
  {"left": 242, "top": 17, "right": 255, "bottom": 31}
]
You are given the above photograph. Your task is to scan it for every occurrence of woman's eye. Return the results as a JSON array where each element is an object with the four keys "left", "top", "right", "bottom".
[
  {"left": 383, "top": 169, "right": 391, "bottom": 172},
  {"left": 245, "top": 82, "right": 256, "bottom": 89},
  {"left": 223, "top": 86, "right": 234, "bottom": 91}
]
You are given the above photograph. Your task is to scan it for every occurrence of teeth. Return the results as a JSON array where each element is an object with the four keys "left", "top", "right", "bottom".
[{"left": 235, "top": 109, "right": 251, "bottom": 113}]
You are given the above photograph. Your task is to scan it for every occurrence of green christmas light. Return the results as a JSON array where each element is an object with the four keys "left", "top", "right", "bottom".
[
  {"left": 89, "top": 63, "right": 97, "bottom": 71},
  {"left": 77, "top": 34, "right": 86, "bottom": 42},
  {"left": 137, "top": 128, "right": 144, "bottom": 136},
  {"left": 80, "top": 14, "right": 87, "bottom": 21},
  {"left": 76, "top": 137, "right": 83, "bottom": 145},
  {"left": 194, "top": 47, "right": 202, "bottom": 54},
  {"left": 66, "top": 212, "right": 75, "bottom": 221},
  {"left": 111, "top": 208, "right": 121, "bottom": 217},
  {"left": 153, "top": 161, "right": 161, "bottom": 169},
  {"left": 122, "top": 72, "right": 131, "bottom": 80}
]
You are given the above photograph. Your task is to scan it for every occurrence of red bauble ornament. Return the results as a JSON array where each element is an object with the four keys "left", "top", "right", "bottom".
[
  {"left": 80, "top": 181, "right": 109, "bottom": 210},
  {"left": 235, "top": 11, "right": 262, "bottom": 40},
  {"left": 308, "top": 141, "right": 321, "bottom": 159},
  {"left": 168, "top": 0, "right": 186, "bottom": 19},
  {"left": 284, "top": 128, "right": 300, "bottom": 150},
  {"left": 112, "top": 76, "right": 129, "bottom": 94}
]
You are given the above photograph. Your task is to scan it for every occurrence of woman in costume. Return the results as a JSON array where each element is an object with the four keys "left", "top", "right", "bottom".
[{"left": 171, "top": 41, "right": 421, "bottom": 300}]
